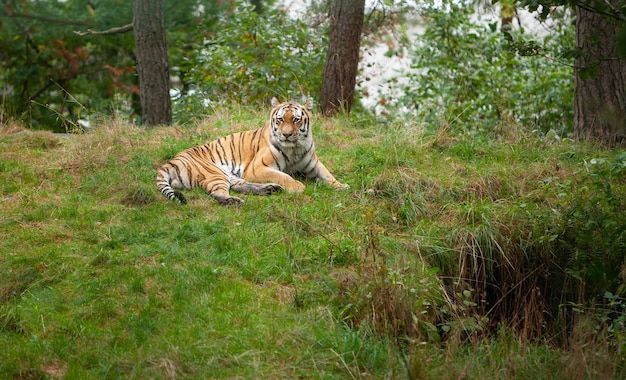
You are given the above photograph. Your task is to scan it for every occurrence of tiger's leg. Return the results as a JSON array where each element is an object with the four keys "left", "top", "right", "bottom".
[
  {"left": 230, "top": 178, "right": 284, "bottom": 195},
  {"left": 246, "top": 168, "right": 306, "bottom": 192},
  {"left": 199, "top": 178, "right": 244, "bottom": 206},
  {"left": 306, "top": 161, "right": 350, "bottom": 190}
]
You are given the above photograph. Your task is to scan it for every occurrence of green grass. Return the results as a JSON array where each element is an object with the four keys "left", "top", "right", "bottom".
[{"left": 1, "top": 112, "right": 625, "bottom": 378}]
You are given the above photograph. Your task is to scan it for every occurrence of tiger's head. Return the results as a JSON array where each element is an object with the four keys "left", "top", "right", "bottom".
[{"left": 269, "top": 97, "right": 313, "bottom": 148}]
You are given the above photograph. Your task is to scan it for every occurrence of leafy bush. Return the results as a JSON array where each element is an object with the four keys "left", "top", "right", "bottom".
[
  {"left": 174, "top": 3, "right": 327, "bottom": 120},
  {"left": 552, "top": 151, "right": 626, "bottom": 298},
  {"left": 390, "top": 1, "right": 574, "bottom": 137},
  {"left": 0, "top": 0, "right": 138, "bottom": 132}
]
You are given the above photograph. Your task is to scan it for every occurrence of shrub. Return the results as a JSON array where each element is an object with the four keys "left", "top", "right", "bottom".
[
  {"left": 174, "top": 3, "right": 327, "bottom": 121},
  {"left": 551, "top": 151, "right": 626, "bottom": 299},
  {"left": 388, "top": 1, "right": 574, "bottom": 137}
]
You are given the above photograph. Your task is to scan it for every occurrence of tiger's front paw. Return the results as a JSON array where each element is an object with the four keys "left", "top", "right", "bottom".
[
  {"left": 261, "top": 183, "right": 284, "bottom": 195},
  {"left": 333, "top": 182, "right": 350, "bottom": 190},
  {"left": 284, "top": 180, "right": 306, "bottom": 193},
  {"left": 219, "top": 196, "right": 245, "bottom": 206}
]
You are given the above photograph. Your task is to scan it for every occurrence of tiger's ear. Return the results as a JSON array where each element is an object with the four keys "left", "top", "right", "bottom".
[
  {"left": 303, "top": 98, "right": 313, "bottom": 110},
  {"left": 271, "top": 97, "right": 280, "bottom": 108}
]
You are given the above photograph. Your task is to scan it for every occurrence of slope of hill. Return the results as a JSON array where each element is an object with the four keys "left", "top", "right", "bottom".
[{"left": 1, "top": 111, "right": 624, "bottom": 378}]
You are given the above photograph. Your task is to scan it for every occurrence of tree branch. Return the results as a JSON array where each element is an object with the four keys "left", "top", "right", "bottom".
[
  {"left": 0, "top": 11, "right": 89, "bottom": 26},
  {"left": 576, "top": 2, "right": 625, "bottom": 22},
  {"left": 74, "top": 23, "right": 133, "bottom": 36}
]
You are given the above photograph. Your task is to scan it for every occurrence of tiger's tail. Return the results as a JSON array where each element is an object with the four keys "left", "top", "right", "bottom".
[{"left": 156, "top": 163, "right": 187, "bottom": 204}]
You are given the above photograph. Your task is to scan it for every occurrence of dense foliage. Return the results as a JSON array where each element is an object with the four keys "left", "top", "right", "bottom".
[
  {"left": 2, "top": 0, "right": 580, "bottom": 137},
  {"left": 384, "top": 1, "right": 574, "bottom": 137},
  {"left": 0, "top": 0, "right": 235, "bottom": 131},
  {"left": 173, "top": 3, "right": 327, "bottom": 123},
  {"left": 1, "top": 0, "right": 134, "bottom": 131}
]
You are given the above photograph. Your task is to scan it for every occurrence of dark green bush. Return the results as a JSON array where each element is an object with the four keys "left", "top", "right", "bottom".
[
  {"left": 174, "top": 4, "right": 327, "bottom": 121},
  {"left": 553, "top": 151, "right": 626, "bottom": 298},
  {"left": 391, "top": 1, "right": 574, "bottom": 137}
]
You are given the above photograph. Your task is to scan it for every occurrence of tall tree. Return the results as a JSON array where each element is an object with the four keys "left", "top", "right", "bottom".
[
  {"left": 514, "top": 0, "right": 626, "bottom": 144},
  {"left": 133, "top": 0, "right": 171, "bottom": 126},
  {"left": 574, "top": 0, "right": 626, "bottom": 143},
  {"left": 319, "top": 0, "right": 365, "bottom": 116}
]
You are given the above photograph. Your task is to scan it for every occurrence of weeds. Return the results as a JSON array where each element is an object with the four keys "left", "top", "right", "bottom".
[{"left": 333, "top": 204, "right": 452, "bottom": 361}]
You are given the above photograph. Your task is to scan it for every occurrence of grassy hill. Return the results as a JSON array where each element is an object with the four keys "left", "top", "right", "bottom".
[{"left": 1, "top": 109, "right": 625, "bottom": 379}]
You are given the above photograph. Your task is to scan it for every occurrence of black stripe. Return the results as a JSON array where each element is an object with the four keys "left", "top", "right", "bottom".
[
  {"left": 182, "top": 161, "right": 194, "bottom": 187},
  {"left": 235, "top": 133, "right": 243, "bottom": 166},
  {"left": 300, "top": 155, "right": 317, "bottom": 177},
  {"left": 215, "top": 139, "right": 227, "bottom": 165},
  {"left": 269, "top": 149, "right": 286, "bottom": 170},
  {"left": 270, "top": 140, "right": 289, "bottom": 161},
  {"left": 208, "top": 144, "right": 218, "bottom": 163},
  {"left": 250, "top": 129, "right": 260, "bottom": 152},
  {"left": 261, "top": 156, "right": 275, "bottom": 169},
  {"left": 171, "top": 162, "right": 184, "bottom": 185},
  {"left": 301, "top": 144, "right": 313, "bottom": 157},
  {"left": 252, "top": 127, "right": 264, "bottom": 152}
]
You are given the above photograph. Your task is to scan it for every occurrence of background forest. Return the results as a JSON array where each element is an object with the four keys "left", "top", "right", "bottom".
[
  {"left": 1, "top": 0, "right": 626, "bottom": 378},
  {"left": 1, "top": 0, "right": 578, "bottom": 134}
]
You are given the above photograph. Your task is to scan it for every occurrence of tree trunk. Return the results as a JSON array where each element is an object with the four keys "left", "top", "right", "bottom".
[
  {"left": 133, "top": 0, "right": 172, "bottom": 126},
  {"left": 250, "top": 0, "right": 263, "bottom": 14},
  {"left": 500, "top": 0, "right": 517, "bottom": 31},
  {"left": 319, "top": 0, "right": 365, "bottom": 116},
  {"left": 574, "top": 1, "right": 626, "bottom": 144}
]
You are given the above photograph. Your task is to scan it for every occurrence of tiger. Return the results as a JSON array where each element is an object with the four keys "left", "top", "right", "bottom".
[{"left": 156, "top": 97, "right": 349, "bottom": 206}]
